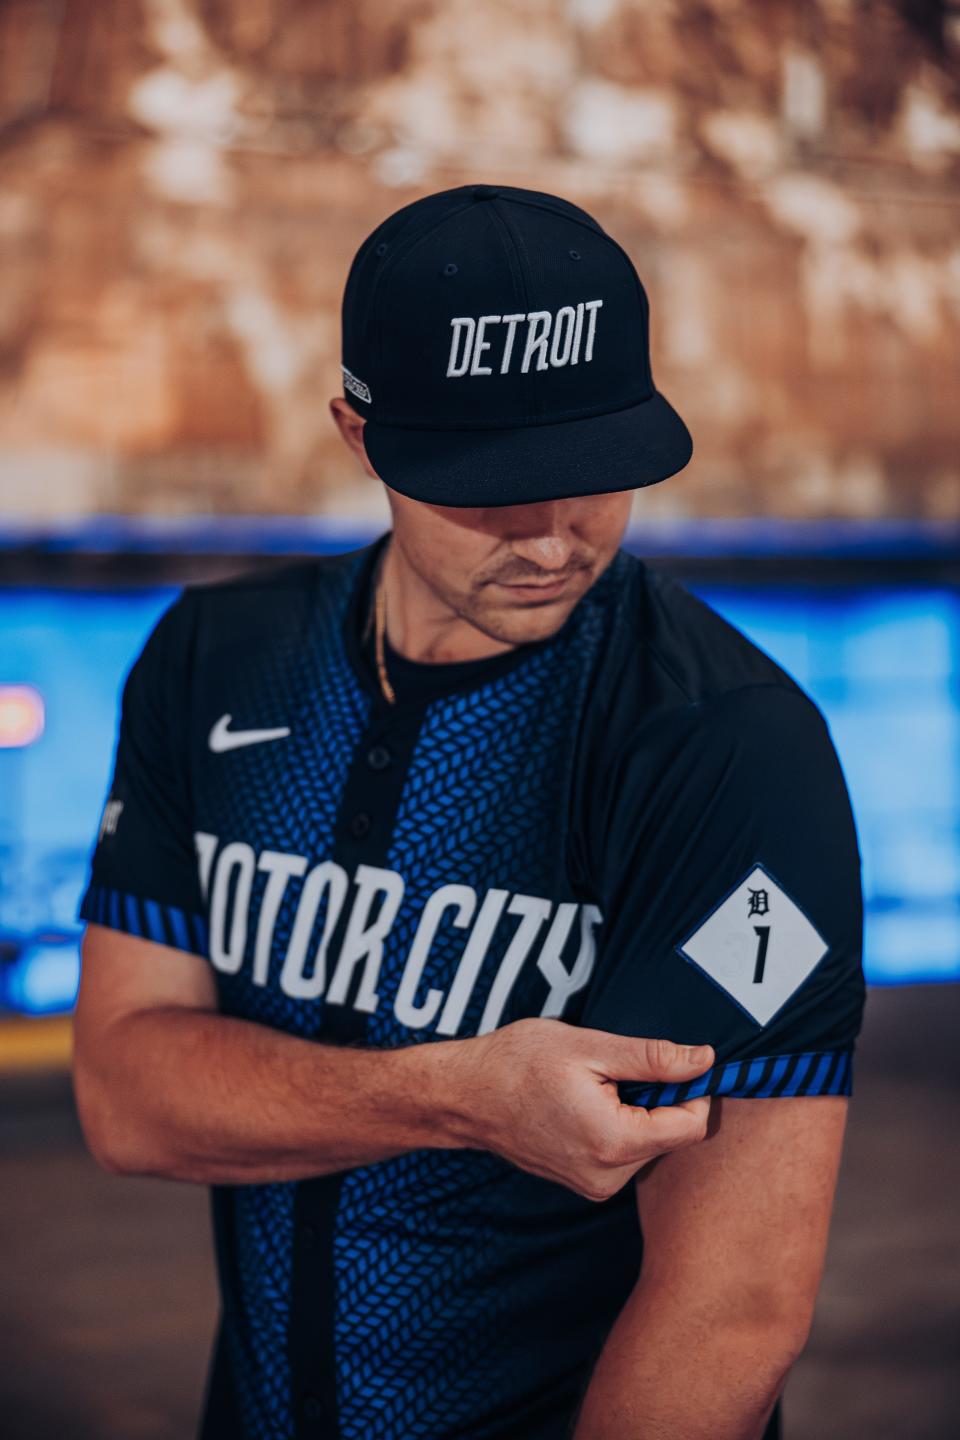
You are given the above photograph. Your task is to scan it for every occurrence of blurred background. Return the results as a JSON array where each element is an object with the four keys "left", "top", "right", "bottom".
[{"left": 0, "top": 0, "right": 958, "bottom": 1436}]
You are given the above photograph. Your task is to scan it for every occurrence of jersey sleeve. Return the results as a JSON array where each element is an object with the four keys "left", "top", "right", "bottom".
[
  {"left": 579, "top": 684, "right": 866, "bottom": 1105},
  {"left": 77, "top": 591, "right": 208, "bottom": 957}
]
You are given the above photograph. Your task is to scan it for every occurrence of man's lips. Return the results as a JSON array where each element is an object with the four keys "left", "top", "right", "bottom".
[{"left": 495, "top": 574, "right": 577, "bottom": 597}]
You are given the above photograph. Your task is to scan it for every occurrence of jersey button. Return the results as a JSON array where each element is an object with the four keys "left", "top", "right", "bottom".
[
  {"left": 350, "top": 811, "right": 372, "bottom": 838},
  {"left": 367, "top": 744, "right": 392, "bottom": 770},
  {"left": 302, "top": 1393, "right": 329, "bottom": 1423}
]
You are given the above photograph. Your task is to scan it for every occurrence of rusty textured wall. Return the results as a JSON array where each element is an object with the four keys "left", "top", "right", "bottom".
[{"left": 0, "top": 0, "right": 958, "bottom": 522}]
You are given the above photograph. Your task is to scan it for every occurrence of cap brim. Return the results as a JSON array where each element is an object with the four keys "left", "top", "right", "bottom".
[{"left": 360, "top": 390, "right": 692, "bottom": 508}]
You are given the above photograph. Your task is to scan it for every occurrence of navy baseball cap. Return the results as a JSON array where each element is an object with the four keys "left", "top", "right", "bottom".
[{"left": 340, "top": 182, "right": 692, "bottom": 508}]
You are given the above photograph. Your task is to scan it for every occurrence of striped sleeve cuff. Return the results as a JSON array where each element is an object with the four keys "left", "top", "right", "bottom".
[
  {"left": 79, "top": 883, "right": 208, "bottom": 959},
  {"left": 618, "top": 1049, "right": 854, "bottom": 1107}
]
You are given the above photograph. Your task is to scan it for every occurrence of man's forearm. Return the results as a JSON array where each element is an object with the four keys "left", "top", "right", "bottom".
[
  {"left": 76, "top": 1006, "right": 478, "bottom": 1184},
  {"left": 571, "top": 1279, "right": 799, "bottom": 1440}
]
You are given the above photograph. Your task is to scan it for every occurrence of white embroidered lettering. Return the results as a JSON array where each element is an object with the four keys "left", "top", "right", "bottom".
[
  {"left": 469, "top": 315, "right": 501, "bottom": 375},
  {"left": 549, "top": 306, "right": 577, "bottom": 367},
  {"left": 447, "top": 317, "right": 476, "bottom": 377},
  {"left": 582, "top": 299, "right": 602, "bottom": 363},
  {"left": 447, "top": 300, "right": 603, "bottom": 379},
  {"left": 520, "top": 311, "right": 552, "bottom": 373},
  {"left": 499, "top": 314, "right": 525, "bottom": 373}
]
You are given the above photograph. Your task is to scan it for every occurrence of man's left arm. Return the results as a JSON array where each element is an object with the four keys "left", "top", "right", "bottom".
[
  {"left": 572, "top": 1091, "right": 848, "bottom": 1440},
  {"left": 572, "top": 683, "right": 868, "bottom": 1437}
]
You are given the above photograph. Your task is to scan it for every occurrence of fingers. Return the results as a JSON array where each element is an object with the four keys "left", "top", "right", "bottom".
[
  {"left": 576, "top": 1096, "right": 711, "bottom": 1200},
  {"left": 648, "top": 1094, "right": 711, "bottom": 1139},
  {"left": 587, "top": 1029, "right": 715, "bottom": 1083},
  {"left": 639, "top": 1038, "right": 714, "bottom": 1080},
  {"left": 614, "top": 1093, "right": 712, "bottom": 1159}
]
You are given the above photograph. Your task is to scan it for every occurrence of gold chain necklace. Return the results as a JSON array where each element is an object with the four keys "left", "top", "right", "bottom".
[{"left": 373, "top": 550, "right": 396, "bottom": 705}]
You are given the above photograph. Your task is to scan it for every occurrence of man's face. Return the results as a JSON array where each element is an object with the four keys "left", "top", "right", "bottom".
[
  {"left": 328, "top": 395, "right": 634, "bottom": 647},
  {"left": 386, "top": 486, "right": 633, "bottom": 647}
]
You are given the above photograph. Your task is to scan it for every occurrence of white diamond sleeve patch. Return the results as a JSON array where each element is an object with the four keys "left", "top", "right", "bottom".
[{"left": 676, "top": 863, "right": 829, "bottom": 1026}]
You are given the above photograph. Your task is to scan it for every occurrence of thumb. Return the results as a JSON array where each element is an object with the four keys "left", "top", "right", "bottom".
[{"left": 590, "top": 1032, "right": 715, "bottom": 1083}]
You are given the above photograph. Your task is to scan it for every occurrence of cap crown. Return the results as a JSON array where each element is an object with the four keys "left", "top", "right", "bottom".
[{"left": 341, "top": 184, "right": 653, "bottom": 432}]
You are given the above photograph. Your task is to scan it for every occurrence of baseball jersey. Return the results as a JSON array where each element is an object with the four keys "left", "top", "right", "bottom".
[{"left": 77, "top": 531, "right": 865, "bottom": 1440}]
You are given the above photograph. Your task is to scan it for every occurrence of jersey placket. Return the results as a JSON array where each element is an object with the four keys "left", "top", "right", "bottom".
[{"left": 289, "top": 688, "right": 431, "bottom": 1440}]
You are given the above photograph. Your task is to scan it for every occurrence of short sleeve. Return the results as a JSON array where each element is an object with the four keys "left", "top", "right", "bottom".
[
  {"left": 77, "top": 591, "right": 208, "bottom": 957},
  {"left": 579, "top": 684, "right": 866, "bottom": 1105}
]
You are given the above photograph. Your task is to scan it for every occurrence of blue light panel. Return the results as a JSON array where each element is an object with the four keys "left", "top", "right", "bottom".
[{"left": 0, "top": 578, "right": 957, "bottom": 1015}]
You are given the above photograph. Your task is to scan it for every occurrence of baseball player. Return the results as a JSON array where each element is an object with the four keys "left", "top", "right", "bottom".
[{"left": 73, "top": 184, "right": 865, "bottom": 1440}]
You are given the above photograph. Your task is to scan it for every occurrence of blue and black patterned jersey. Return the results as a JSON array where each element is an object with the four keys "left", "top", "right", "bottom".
[{"left": 78, "top": 531, "right": 865, "bottom": 1440}]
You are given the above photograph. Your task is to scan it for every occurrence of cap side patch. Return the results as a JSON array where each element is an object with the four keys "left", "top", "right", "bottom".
[{"left": 342, "top": 364, "right": 372, "bottom": 404}]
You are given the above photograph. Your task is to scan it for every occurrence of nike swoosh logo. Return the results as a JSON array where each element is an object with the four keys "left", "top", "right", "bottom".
[{"left": 209, "top": 713, "right": 291, "bottom": 753}]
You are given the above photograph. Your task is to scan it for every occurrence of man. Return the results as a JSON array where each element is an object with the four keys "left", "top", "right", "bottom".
[{"left": 73, "top": 183, "right": 865, "bottom": 1440}]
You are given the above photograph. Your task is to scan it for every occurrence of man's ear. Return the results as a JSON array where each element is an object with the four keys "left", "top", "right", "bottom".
[{"left": 329, "top": 397, "right": 378, "bottom": 479}]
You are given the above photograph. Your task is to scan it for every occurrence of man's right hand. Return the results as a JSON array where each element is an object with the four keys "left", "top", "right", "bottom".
[
  {"left": 74, "top": 924, "right": 714, "bottom": 1190},
  {"left": 446, "top": 1017, "right": 714, "bottom": 1202}
]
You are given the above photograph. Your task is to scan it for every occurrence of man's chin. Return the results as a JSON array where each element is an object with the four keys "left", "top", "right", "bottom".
[{"left": 471, "top": 594, "right": 580, "bottom": 648}]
